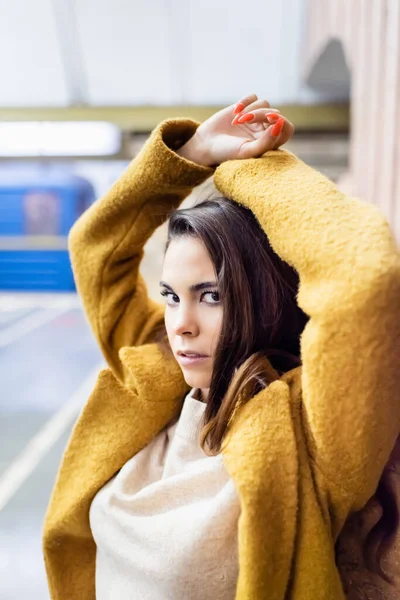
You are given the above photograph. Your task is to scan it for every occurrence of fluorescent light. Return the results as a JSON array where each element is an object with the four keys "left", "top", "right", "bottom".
[{"left": 0, "top": 122, "right": 121, "bottom": 156}]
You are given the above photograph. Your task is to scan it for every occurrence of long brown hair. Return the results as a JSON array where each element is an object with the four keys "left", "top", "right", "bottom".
[
  {"left": 166, "top": 197, "right": 307, "bottom": 451},
  {"left": 163, "top": 196, "right": 399, "bottom": 583}
]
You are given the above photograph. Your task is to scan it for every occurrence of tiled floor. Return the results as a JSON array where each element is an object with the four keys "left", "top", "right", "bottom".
[{"left": 0, "top": 134, "right": 348, "bottom": 600}]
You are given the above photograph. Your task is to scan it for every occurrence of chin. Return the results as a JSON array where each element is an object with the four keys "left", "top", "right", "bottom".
[{"left": 181, "top": 368, "right": 212, "bottom": 390}]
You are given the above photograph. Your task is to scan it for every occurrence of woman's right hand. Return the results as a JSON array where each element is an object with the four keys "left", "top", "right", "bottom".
[{"left": 177, "top": 93, "right": 294, "bottom": 167}]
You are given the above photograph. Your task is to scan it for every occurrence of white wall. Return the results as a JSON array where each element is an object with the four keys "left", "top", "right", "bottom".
[
  {"left": 0, "top": 0, "right": 68, "bottom": 105},
  {"left": 0, "top": 0, "right": 328, "bottom": 107}
]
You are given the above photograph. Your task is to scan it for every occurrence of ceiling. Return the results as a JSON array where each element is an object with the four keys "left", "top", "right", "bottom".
[{"left": 0, "top": 0, "right": 346, "bottom": 107}]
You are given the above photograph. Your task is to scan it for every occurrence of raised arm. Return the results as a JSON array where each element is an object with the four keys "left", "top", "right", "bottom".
[
  {"left": 68, "top": 119, "right": 213, "bottom": 381},
  {"left": 214, "top": 146, "right": 400, "bottom": 513}
]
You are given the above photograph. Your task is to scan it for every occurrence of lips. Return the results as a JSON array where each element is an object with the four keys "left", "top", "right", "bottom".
[
  {"left": 176, "top": 351, "right": 209, "bottom": 366},
  {"left": 177, "top": 351, "right": 208, "bottom": 358}
]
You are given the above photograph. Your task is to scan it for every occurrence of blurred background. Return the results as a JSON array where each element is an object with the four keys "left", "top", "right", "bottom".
[{"left": 0, "top": 0, "right": 398, "bottom": 598}]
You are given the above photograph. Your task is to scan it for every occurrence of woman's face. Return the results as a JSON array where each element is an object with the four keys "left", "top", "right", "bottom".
[{"left": 160, "top": 236, "right": 223, "bottom": 396}]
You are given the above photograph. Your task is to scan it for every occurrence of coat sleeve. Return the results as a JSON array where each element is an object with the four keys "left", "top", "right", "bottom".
[
  {"left": 214, "top": 150, "right": 400, "bottom": 511},
  {"left": 69, "top": 118, "right": 213, "bottom": 381}
]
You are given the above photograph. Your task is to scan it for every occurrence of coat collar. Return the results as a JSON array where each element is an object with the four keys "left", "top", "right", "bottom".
[{"left": 119, "top": 343, "right": 190, "bottom": 404}]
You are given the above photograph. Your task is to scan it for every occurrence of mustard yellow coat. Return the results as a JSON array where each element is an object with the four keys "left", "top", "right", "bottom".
[{"left": 43, "top": 119, "right": 400, "bottom": 599}]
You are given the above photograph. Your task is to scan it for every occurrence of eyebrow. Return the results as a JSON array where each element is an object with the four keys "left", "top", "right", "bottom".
[{"left": 159, "top": 281, "right": 218, "bottom": 293}]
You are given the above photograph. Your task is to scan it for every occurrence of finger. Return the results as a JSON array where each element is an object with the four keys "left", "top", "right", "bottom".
[
  {"left": 269, "top": 117, "right": 294, "bottom": 147},
  {"left": 233, "top": 93, "right": 259, "bottom": 114},
  {"left": 271, "top": 131, "right": 285, "bottom": 150},
  {"left": 277, "top": 119, "right": 295, "bottom": 146},
  {"left": 239, "top": 117, "right": 293, "bottom": 158},
  {"left": 240, "top": 99, "right": 273, "bottom": 114},
  {"left": 231, "top": 107, "right": 281, "bottom": 126},
  {"left": 272, "top": 115, "right": 294, "bottom": 146},
  {"left": 239, "top": 128, "right": 277, "bottom": 158}
]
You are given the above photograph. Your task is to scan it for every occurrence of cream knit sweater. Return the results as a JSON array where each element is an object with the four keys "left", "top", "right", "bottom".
[{"left": 89, "top": 388, "right": 240, "bottom": 599}]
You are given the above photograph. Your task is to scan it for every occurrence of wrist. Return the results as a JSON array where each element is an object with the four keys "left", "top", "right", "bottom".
[{"left": 176, "top": 133, "right": 215, "bottom": 167}]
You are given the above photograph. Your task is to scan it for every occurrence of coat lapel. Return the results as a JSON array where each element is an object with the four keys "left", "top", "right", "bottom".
[
  {"left": 44, "top": 343, "right": 189, "bottom": 540},
  {"left": 221, "top": 373, "right": 301, "bottom": 599}
]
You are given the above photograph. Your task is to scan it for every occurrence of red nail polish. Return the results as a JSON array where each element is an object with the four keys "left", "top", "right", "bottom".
[
  {"left": 231, "top": 114, "right": 242, "bottom": 125},
  {"left": 266, "top": 112, "right": 280, "bottom": 123},
  {"left": 233, "top": 102, "right": 245, "bottom": 115},
  {"left": 271, "top": 117, "right": 284, "bottom": 137},
  {"left": 237, "top": 113, "right": 255, "bottom": 124}
]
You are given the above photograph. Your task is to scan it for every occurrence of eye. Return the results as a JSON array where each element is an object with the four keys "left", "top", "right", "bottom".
[
  {"left": 200, "top": 290, "right": 221, "bottom": 305},
  {"left": 160, "top": 290, "right": 179, "bottom": 306}
]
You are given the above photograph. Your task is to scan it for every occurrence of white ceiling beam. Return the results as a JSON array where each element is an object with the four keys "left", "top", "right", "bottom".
[{"left": 51, "top": 0, "right": 89, "bottom": 105}]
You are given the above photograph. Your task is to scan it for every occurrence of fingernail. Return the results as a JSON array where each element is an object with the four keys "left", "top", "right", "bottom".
[
  {"left": 270, "top": 117, "right": 285, "bottom": 137},
  {"left": 231, "top": 114, "right": 242, "bottom": 125},
  {"left": 266, "top": 112, "right": 280, "bottom": 123},
  {"left": 233, "top": 102, "right": 245, "bottom": 115},
  {"left": 237, "top": 113, "right": 255, "bottom": 124}
]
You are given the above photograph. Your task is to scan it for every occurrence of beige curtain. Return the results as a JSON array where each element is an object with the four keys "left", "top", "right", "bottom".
[{"left": 303, "top": 0, "right": 400, "bottom": 245}]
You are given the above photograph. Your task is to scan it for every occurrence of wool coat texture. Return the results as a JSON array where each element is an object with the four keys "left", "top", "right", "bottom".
[{"left": 43, "top": 119, "right": 400, "bottom": 600}]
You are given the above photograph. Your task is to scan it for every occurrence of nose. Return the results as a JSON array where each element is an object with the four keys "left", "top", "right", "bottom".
[{"left": 174, "top": 304, "right": 199, "bottom": 337}]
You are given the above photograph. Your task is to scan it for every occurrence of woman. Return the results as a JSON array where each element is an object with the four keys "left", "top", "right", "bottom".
[{"left": 43, "top": 94, "right": 400, "bottom": 599}]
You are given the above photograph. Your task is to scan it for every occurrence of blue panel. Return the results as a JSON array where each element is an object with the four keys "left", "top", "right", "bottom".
[
  {"left": 0, "top": 250, "right": 75, "bottom": 291},
  {"left": 0, "top": 169, "right": 96, "bottom": 291},
  {"left": 0, "top": 193, "right": 24, "bottom": 235}
]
